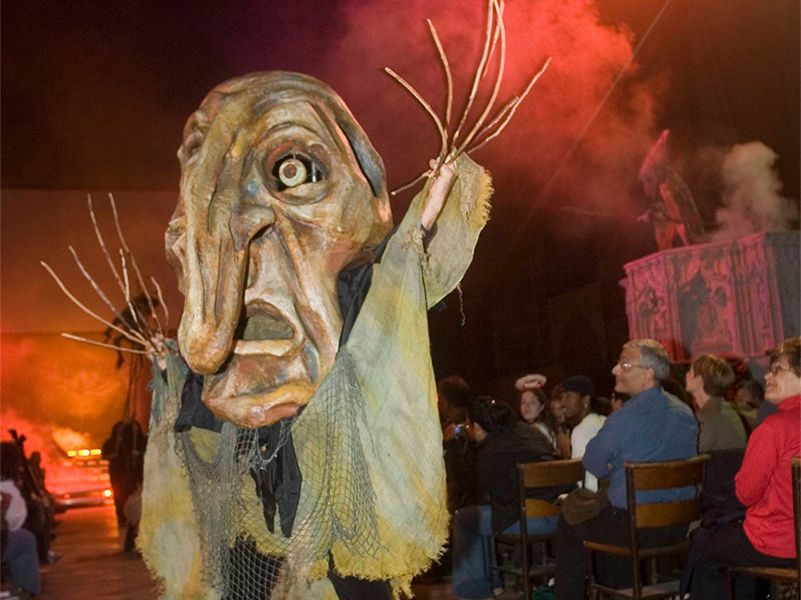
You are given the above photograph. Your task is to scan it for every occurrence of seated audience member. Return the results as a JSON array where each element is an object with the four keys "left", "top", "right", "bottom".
[
  {"left": 1, "top": 444, "right": 41, "bottom": 599},
  {"left": 558, "top": 376, "right": 606, "bottom": 491},
  {"left": 437, "top": 376, "right": 476, "bottom": 513},
  {"left": 592, "top": 396, "right": 613, "bottom": 417},
  {"left": 609, "top": 391, "right": 630, "bottom": 413},
  {"left": 439, "top": 375, "right": 472, "bottom": 434},
  {"left": 548, "top": 383, "right": 568, "bottom": 457},
  {"left": 515, "top": 374, "right": 557, "bottom": 448},
  {"left": 685, "top": 354, "right": 746, "bottom": 452},
  {"left": 452, "top": 396, "right": 557, "bottom": 600},
  {"left": 555, "top": 339, "right": 698, "bottom": 600},
  {"left": 662, "top": 372, "right": 693, "bottom": 408},
  {"left": 731, "top": 379, "right": 762, "bottom": 433},
  {"left": 740, "top": 378, "right": 778, "bottom": 429},
  {"left": 690, "top": 336, "right": 801, "bottom": 600}
]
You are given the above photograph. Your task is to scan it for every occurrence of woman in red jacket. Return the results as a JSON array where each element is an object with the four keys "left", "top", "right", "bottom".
[{"left": 691, "top": 336, "right": 800, "bottom": 599}]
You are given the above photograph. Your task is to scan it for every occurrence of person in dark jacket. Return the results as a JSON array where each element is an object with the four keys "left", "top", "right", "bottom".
[
  {"left": 452, "top": 396, "right": 557, "bottom": 600},
  {"left": 102, "top": 420, "right": 147, "bottom": 528}
]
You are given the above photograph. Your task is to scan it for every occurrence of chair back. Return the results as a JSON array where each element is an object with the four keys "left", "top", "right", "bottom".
[
  {"left": 506, "top": 458, "right": 584, "bottom": 600},
  {"left": 616, "top": 456, "right": 708, "bottom": 598},
  {"left": 517, "top": 458, "right": 584, "bottom": 519},
  {"left": 625, "top": 455, "right": 708, "bottom": 530}
]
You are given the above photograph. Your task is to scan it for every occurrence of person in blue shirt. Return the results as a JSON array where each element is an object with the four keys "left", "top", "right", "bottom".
[{"left": 555, "top": 339, "right": 698, "bottom": 599}]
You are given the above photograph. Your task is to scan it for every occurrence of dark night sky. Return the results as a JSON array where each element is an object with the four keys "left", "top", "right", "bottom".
[{"left": 2, "top": 0, "right": 799, "bottom": 394}]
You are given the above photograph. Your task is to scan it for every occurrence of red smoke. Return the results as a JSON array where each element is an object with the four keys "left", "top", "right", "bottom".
[{"left": 319, "top": 0, "right": 666, "bottom": 219}]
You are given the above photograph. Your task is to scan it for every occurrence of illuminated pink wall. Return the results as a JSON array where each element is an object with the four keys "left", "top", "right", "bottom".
[{"left": 622, "top": 231, "right": 800, "bottom": 362}]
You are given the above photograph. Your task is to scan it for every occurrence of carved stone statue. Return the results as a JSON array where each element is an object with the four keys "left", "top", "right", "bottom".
[{"left": 638, "top": 129, "right": 706, "bottom": 250}]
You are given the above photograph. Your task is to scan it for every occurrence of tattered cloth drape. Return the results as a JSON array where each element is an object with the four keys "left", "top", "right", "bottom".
[{"left": 139, "top": 154, "right": 492, "bottom": 599}]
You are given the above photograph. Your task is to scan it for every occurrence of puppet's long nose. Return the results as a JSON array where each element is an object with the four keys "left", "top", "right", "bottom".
[{"left": 177, "top": 191, "right": 276, "bottom": 374}]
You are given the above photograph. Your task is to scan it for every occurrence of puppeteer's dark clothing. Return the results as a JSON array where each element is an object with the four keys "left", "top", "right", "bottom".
[
  {"left": 102, "top": 421, "right": 147, "bottom": 526},
  {"left": 476, "top": 422, "right": 557, "bottom": 533},
  {"left": 452, "top": 422, "right": 559, "bottom": 600},
  {"left": 443, "top": 433, "right": 477, "bottom": 514}
]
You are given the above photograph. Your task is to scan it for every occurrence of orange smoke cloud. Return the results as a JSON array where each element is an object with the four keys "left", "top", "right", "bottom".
[{"left": 1, "top": 333, "right": 130, "bottom": 453}]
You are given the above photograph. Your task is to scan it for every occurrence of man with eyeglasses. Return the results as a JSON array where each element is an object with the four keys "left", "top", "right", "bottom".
[
  {"left": 555, "top": 338, "right": 697, "bottom": 599},
  {"left": 690, "top": 336, "right": 801, "bottom": 599}
]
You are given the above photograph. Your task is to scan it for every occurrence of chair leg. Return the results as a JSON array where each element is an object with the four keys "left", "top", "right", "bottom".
[
  {"left": 521, "top": 540, "right": 531, "bottom": 600},
  {"left": 647, "top": 557, "right": 658, "bottom": 585},
  {"left": 724, "top": 567, "right": 734, "bottom": 600},
  {"left": 585, "top": 550, "right": 597, "bottom": 600}
]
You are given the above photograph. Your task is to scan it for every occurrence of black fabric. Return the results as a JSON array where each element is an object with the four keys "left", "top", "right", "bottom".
[
  {"left": 174, "top": 370, "right": 222, "bottom": 433},
  {"left": 555, "top": 506, "right": 688, "bottom": 600},
  {"left": 443, "top": 434, "right": 477, "bottom": 514},
  {"left": 690, "top": 521, "right": 795, "bottom": 600},
  {"left": 681, "top": 449, "right": 747, "bottom": 594},
  {"left": 699, "top": 448, "right": 746, "bottom": 527},
  {"left": 328, "top": 556, "right": 392, "bottom": 600},
  {"left": 475, "top": 422, "right": 561, "bottom": 533},
  {"left": 252, "top": 425, "right": 301, "bottom": 537},
  {"left": 223, "top": 539, "right": 281, "bottom": 600},
  {"left": 174, "top": 370, "right": 302, "bottom": 537},
  {"left": 336, "top": 226, "right": 448, "bottom": 347},
  {"left": 336, "top": 230, "right": 393, "bottom": 348}
]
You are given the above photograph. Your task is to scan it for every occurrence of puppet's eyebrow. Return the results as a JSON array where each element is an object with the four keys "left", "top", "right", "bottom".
[{"left": 264, "top": 122, "right": 321, "bottom": 138}]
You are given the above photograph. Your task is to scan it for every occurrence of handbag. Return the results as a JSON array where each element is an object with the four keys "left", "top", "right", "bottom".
[{"left": 560, "top": 478, "right": 610, "bottom": 525}]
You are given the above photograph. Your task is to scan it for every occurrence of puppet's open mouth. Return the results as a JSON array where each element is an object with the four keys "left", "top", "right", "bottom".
[{"left": 233, "top": 303, "right": 301, "bottom": 357}]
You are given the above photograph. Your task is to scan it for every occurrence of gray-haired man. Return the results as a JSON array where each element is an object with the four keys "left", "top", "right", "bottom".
[{"left": 555, "top": 339, "right": 698, "bottom": 599}]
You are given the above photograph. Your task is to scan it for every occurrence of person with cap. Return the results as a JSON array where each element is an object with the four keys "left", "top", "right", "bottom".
[{"left": 558, "top": 375, "right": 606, "bottom": 491}]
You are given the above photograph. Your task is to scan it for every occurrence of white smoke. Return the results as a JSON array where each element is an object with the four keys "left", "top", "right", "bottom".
[{"left": 712, "top": 141, "right": 799, "bottom": 241}]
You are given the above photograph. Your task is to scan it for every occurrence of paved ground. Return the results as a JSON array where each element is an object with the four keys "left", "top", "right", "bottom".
[
  {"left": 39, "top": 505, "right": 158, "bottom": 600},
  {"left": 38, "top": 504, "right": 465, "bottom": 599}
]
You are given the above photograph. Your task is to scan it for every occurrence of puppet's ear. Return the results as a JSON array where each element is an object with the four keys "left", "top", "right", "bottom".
[{"left": 337, "top": 115, "right": 387, "bottom": 200}]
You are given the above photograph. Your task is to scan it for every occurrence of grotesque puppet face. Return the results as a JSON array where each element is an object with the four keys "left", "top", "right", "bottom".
[{"left": 166, "top": 72, "right": 393, "bottom": 428}]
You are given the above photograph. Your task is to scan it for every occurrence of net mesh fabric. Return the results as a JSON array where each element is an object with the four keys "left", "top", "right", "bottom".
[{"left": 179, "top": 349, "right": 382, "bottom": 599}]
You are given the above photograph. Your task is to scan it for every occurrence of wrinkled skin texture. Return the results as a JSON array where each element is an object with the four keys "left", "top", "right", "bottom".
[{"left": 166, "top": 72, "right": 393, "bottom": 428}]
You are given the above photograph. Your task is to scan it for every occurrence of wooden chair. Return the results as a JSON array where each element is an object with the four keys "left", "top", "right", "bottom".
[
  {"left": 493, "top": 458, "right": 584, "bottom": 600},
  {"left": 584, "top": 456, "right": 709, "bottom": 600},
  {"left": 726, "top": 456, "right": 801, "bottom": 599}
]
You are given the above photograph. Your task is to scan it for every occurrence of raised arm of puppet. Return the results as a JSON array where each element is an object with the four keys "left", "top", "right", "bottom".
[{"left": 420, "top": 159, "right": 457, "bottom": 231}]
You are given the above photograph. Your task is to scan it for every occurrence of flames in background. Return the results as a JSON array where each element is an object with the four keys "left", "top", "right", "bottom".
[{"left": 1, "top": 333, "right": 130, "bottom": 493}]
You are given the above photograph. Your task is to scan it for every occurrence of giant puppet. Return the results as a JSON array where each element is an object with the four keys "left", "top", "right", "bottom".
[{"left": 45, "top": 2, "right": 550, "bottom": 597}]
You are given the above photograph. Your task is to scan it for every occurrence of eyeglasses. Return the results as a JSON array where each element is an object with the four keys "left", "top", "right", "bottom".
[
  {"left": 617, "top": 360, "right": 646, "bottom": 370},
  {"left": 768, "top": 364, "right": 792, "bottom": 377}
]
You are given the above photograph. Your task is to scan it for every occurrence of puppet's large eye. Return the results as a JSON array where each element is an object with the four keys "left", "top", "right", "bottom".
[{"left": 272, "top": 153, "right": 325, "bottom": 191}]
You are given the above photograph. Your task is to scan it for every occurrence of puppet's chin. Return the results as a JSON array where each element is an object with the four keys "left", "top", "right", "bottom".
[{"left": 200, "top": 344, "right": 322, "bottom": 429}]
